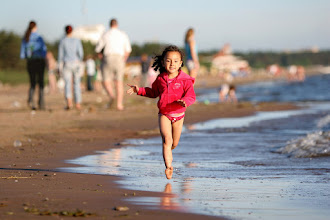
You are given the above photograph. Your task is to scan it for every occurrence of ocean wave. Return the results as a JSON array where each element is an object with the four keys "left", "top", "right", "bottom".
[
  {"left": 275, "top": 131, "right": 330, "bottom": 158},
  {"left": 317, "top": 114, "right": 330, "bottom": 129}
]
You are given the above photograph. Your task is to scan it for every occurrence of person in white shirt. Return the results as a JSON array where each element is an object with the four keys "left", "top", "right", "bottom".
[{"left": 95, "top": 18, "right": 131, "bottom": 110}]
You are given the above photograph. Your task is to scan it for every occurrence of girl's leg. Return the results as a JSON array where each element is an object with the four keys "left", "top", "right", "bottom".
[
  {"left": 171, "top": 117, "right": 184, "bottom": 150},
  {"left": 158, "top": 115, "right": 173, "bottom": 169}
]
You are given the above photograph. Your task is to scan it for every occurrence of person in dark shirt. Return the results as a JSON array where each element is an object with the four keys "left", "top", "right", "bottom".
[{"left": 20, "top": 21, "right": 47, "bottom": 110}]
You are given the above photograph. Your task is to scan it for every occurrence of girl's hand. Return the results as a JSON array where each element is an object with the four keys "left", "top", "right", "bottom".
[
  {"left": 177, "top": 99, "right": 187, "bottom": 107},
  {"left": 127, "top": 84, "right": 139, "bottom": 95}
]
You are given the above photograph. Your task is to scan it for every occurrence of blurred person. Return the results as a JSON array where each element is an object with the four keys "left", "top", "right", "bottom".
[
  {"left": 267, "top": 64, "right": 282, "bottom": 77},
  {"left": 20, "top": 20, "right": 47, "bottom": 110},
  {"left": 184, "top": 28, "right": 199, "bottom": 79},
  {"left": 147, "top": 61, "right": 158, "bottom": 87},
  {"left": 287, "top": 65, "right": 298, "bottom": 81},
  {"left": 95, "top": 18, "right": 132, "bottom": 110},
  {"left": 219, "top": 83, "right": 237, "bottom": 103},
  {"left": 85, "top": 54, "right": 96, "bottom": 91},
  {"left": 58, "top": 25, "right": 84, "bottom": 110},
  {"left": 93, "top": 53, "right": 103, "bottom": 93},
  {"left": 45, "top": 51, "right": 58, "bottom": 94},
  {"left": 127, "top": 45, "right": 196, "bottom": 179},
  {"left": 140, "top": 53, "right": 150, "bottom": 87},
  {"left": 297, "top": 65, "right": 305, "bottom": 82}
]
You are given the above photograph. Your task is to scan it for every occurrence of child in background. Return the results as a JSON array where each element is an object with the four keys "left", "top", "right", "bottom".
[
  {"left": 127, "top": 45, "right": 196, "bottom": 179},
  {"left": 45, "top": 51, "right": 58, "bottom": 94},
  {"left": 140, "top": 53, "right": 150, "bottom": 87},
  {"left": 85, "top": 55, "right": 96, "bottom": 91},
  {"left": 219, "top": 84, "right": 237, "bottom": 103}
]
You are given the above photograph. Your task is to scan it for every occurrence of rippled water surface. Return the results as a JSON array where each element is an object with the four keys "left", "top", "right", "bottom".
[{"left": 60, "top": 74, "right": 330, "bottom": 220}]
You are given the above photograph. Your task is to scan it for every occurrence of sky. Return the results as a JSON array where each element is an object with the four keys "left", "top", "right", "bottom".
[{"left": 1, "top": 0, "right": 330, "bottom": 52}]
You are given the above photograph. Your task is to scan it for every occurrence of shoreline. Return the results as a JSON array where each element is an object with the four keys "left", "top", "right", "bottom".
[{"left": 0, "top": 75, "right": 302, "bottom": 219}]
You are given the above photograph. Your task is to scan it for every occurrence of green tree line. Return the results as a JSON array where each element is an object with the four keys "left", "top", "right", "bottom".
[
  {"left": 234, "top": 51, "right": 330, "bottom": 68},
  {"left": 1, "top": 30, "right": 329, "bottom": 71}
]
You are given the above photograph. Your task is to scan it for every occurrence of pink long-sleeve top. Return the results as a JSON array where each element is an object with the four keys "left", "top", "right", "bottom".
[{"left": 137, "top": 70, "right": 196, "bottom": 114}]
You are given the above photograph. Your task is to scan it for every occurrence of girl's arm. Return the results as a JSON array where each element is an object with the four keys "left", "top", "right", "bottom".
[
  {"left": 127, "top": 77, "right": 160, "bottom": 98},
  {"left": 136, "top": 77, "right": 160, "bottom": 98},
  {"left": 178, "top": 80, "right": 196, "bottom": 107}
]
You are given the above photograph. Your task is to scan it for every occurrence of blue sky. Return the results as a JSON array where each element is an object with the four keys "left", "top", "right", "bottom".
[{"left": 1, "top": 0, "right": 329, "bottom": 51}]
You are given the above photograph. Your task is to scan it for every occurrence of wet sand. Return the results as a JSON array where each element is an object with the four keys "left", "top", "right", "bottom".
[{"left": 0, "top": 75, "right": 300, "bottom": 219}]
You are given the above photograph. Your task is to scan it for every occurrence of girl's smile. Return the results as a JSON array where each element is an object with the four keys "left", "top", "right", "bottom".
[{"left": 163, "top": 51, "right": 183, "bottom": 76}]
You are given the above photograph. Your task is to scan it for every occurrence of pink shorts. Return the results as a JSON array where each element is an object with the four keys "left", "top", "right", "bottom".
[{"left": 160, "top": 113, "right": 185, "bottom": 124}]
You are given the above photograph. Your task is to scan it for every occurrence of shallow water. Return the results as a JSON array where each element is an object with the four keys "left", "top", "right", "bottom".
[
  {"left": 197, "top": 74, "right": 330, "bottom": 104},
  {"left": 60, "top": 75, "right": 330, "bottom": 220}
]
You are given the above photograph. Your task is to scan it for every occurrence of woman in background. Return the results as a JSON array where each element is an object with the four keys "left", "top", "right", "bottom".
[
  {"left": 20, "top": 21, "right": 47, "bottom": 110},
  {"left": 58, "top": 25, "right": 84, "bottom": 110},
  {"left": 184, "top": 28, "right": 199, "bottom": 79}
]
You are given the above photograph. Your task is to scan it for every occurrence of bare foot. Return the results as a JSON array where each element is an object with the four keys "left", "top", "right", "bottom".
[
  {"left": 75, "top": 103, "right": 81, "bottom": 110},
  {"left": 117, "top": 105, "right": 124, "bottom": 111},
  {"left": 171, "top": 145, "right": 177, "bottom": 150},
  {"left": 165, "top": 167, "right": 173, "bottom": 179}
]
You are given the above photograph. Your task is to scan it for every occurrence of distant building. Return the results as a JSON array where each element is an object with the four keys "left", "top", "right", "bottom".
[{"left": 72, "top": 24, "right": 105, "bottom": 44}]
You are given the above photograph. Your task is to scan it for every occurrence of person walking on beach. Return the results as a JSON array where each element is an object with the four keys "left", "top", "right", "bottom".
[
  {"left": 20, "top": 21, "right": 47, "bottom": 110},
  {"left": 95, "top": 18, "right": 132, "bottom": 110},
  {"left": 184, "top": 28, "right": 199, "bottom": 79},
  {"left": 85, "top": 54, "right": 96, "bottom": 91},
  {"left": 127, "top": 45, "right": 196, "bottom": 179},
  {"left": 140, "top": 53, "right": 150, "bottom": 87},
  {"left": 58, "top": 25, "right": 84, "bottom": 110},
  {"left": 45, "top": 51, "right": 58, "bottom": 94}
]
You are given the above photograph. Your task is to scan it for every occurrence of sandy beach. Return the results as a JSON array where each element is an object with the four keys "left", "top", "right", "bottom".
[{"left": 0, "top": 74, "right": 302, "bottom": 220}]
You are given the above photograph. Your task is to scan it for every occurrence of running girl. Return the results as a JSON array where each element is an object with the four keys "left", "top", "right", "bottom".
[{"left": 127, "top": 45, "right": 196, "bottom": 179}]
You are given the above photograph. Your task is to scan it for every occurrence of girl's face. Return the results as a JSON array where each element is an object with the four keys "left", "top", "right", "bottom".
[{"left": 163, "top": 51, "right": 182, "bottom": 75}]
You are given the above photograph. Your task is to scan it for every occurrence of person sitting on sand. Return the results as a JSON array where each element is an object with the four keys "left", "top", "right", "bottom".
[
  {"left": 219, "top": 84, "right": 237, "bottom": 103},
  {"left": 127, "top": 45, "right": 196, "bottom": 179}
]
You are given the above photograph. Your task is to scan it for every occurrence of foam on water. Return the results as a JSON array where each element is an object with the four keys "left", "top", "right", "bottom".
[{"left": 275, "top": 131, "right": 330, "bottom": 158}]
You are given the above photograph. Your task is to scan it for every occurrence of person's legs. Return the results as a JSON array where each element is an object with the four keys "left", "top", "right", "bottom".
[
  {"left": 101, "top": 57, "right": 115, "bottom": 104},
  {"left": 187, "top": 60, "right": 198, "bottom": 79},
  {"left": 103, "top": 80, "right": 115, "bottom": 102},
  {"left": 36, "top": 59, "right": 46, "bottom": 110},
  {"left": 27, "top": 60, "right": 36, "bottom": 109},
  {"left": 171, "top": 117, "right": 184, "bottom": 150},
  {"left": 114, "top": 55, "right": 125, "bottom": 110},
  {"left": 189, "top": 69, "right": 198, "bottom": 79},
  {"left": 63, "top": 63, "right": 73, "bottom": 109},
  {"left": 87, "top": 75, "right": 93, "bottom": 91},
  {"left": 159, "top": 115, "right": 174, "bottom": 169},
  {"left": 48, "top": 73, "right": 57, "bottom": 93},
  {"left": 73, "top": 63, "right": 82, "bottom": 109},
  {"left": 115, "top": 80, "right": 124, "bottom": 110}
]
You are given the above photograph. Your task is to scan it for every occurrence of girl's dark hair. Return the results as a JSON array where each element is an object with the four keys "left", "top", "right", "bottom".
[
  {"left": 65, "top": 25, "right": 73, "bottom": 34},
  {"left": 24, "top": 21, "right": 36, "bottom": 42},
  {"left": 152, "top": 45, "right": 184, "bottom": 73}
]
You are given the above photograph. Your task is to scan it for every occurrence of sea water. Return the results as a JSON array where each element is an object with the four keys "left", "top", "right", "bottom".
[{"left": 60, "top": 74, "right": 330, "bottom": 220}]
